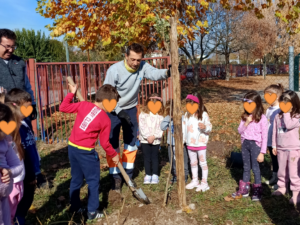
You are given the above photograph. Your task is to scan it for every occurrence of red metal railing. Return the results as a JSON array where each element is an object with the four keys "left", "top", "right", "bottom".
[{"left": 27, "top": 57, "right": 171, "bottom": 143}]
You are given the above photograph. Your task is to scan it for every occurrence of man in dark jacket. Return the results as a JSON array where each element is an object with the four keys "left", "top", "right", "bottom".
[
  {"left": 0, "top": 29, "right": 47, "bottom": 190},
  {"left": 0, "top": 29, "right": 37, "bottom": 127}
]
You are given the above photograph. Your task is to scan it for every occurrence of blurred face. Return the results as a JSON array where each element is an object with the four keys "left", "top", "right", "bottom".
[
  {"left": 20, "top": 102, "right": 32, "bottom": 119},
  {"left": 265, "top": 91, "right": 279, "bottom": 106},
  {"left": 95, "top": 102, "right": 108, "bottom": 112},
  {"left": 0, "top": 37, "right": 15, "bottom": 60},
  {"left": 125, "top": 51, "right": 143, "bottom": 70}
]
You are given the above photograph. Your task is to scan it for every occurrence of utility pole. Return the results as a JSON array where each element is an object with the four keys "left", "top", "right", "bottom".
[
  {"left": 65, "top": 41, "right": 70, "bottom": 62},
  {"left": 65, "top": 40, "right": 70, "bottom": 76},
  {"left": 289, "top": 46, "right": 294, "bottom": 91}
]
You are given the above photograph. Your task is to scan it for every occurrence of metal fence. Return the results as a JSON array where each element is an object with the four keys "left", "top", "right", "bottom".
[
  {"left": 27, "top": 57, "right": 172, "bottom": 144},
  {"left": 180, "top": 64, "right": 290, "bottom": 81},
  {"left": 26, "top": 58, "right": 294, "bottom": 145}
]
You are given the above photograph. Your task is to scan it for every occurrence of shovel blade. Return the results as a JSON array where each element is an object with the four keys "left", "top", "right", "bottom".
[{"left": 133, "top": 188, "right": 151, "bottom": 204}]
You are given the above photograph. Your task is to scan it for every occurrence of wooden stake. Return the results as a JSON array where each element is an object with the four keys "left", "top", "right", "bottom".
[{"left": 169, "top": 14, "right": 187, "bottom": 208}]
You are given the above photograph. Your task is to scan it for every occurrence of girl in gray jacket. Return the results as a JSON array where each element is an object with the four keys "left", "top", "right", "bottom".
[{"left": 160, "top": 100, "right": 189, "bottom": 184}]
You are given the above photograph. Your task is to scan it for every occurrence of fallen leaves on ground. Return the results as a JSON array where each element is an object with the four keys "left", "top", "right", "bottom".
[
  {"left": 28, "top": 205, "right": 37, "bottom": 214},
  {"left": 58, "top": 196, "right": 65, "bottom": 202},
  {"left": 51, "top": 164, "right": 58, "bottom": 169},
  {"left": 100, "top": 164, "right": 109, "bottom": 170},
  {"left": 182, "top": 206, "right": 192, "bottom": 214}
]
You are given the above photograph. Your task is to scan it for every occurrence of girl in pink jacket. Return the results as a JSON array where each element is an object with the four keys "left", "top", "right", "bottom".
[
  {"left": 272, "top": 90, "right": 300, "bottom": 205},
  {"left": 232, "top": 91, "right": 268, "bottom": 201}
]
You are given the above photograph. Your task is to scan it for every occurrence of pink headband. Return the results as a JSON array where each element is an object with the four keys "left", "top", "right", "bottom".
[
  {"left": 150, "top": 96, "right": 162, "bottom": 101},
  {"left": 186, "top": 95, "right": 199, "bottom": 103}
]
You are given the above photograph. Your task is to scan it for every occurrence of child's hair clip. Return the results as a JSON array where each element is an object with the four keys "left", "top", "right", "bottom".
[
  {"left": 150, "top": 96, "right": 162, "bottom": 101},
  {"left": 242, "top": 98, "right": 253, "bottom": 103}
]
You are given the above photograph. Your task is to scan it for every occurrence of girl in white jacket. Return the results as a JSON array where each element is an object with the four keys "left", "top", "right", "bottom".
[
  {"left": 139, "top": 93, "right": 164, "bottom": 184},
  {"left": 183, "top": 93, "right": 212, "bottom": 192}
]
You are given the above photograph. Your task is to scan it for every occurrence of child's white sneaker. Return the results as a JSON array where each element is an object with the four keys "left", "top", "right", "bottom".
[
  {"left": 151, "top": 175, "right": 159, "bottom": 184},
  {"left": 196, "top": 182, "right": 210, "bottom": 192},
  {"left": 144, "top": 175, "right": 151, "bottom": 184},
  {"left": 186, "top": 179, "right": 199, "bottom": 189}
]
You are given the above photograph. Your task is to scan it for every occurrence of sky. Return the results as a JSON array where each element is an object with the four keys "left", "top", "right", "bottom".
[{"left": 0, "top": 0, "right": 61, "bottom": 40}]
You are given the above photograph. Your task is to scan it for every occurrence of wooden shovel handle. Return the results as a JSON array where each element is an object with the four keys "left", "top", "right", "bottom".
[
  {"left": 66, "top": 76, "right": 85, "bottom": 101},
  {"left": 117, "top": 162, "right": 135, "bottom": 191}
]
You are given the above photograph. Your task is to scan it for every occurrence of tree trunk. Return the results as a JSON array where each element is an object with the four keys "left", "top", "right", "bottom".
[
  {"left": 194, "top": 63, "right": 199, "bottom": 86},
  {"left": 169, "top": 15, "right": 187, "bottom": 208},
  {"left": 246, "top": 52, "right": 249, "bottom": 79},
  {"left": 263, "top": 56, "right": 267, "bottom": 80},
  {"left": 225, "top": 54, "right": 230, "bottom": 81},
  {"left": 274, "top": 56, "right": 279, "bottom": 74}
]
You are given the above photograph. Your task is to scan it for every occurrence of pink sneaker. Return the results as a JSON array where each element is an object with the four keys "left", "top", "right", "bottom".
[
  {"left": 196, "top": 182, "right": 210, "bottom": 192},
  {"left": 186, "top": 179, "right": 199, "bottom": 189}
]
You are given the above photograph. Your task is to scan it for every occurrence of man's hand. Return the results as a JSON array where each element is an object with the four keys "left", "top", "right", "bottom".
[
  {"left": 198, "top": 123, "right": 206, "bottom": 130},
  {"left": 112, "top": 154, "right": 120, "bottom": 165},
  {"left": 257, "top": 153, "right": 264, "bottom": 163},
  {"left": 147, "top": 135, "right": 155, "bottom": 144},
  {"left": 117, "top": 110, "right": 132, "bottom": 126},
  {"left": 68, "top": 83, "right": 78, "bottom": 94},
  {"left": 272, "top": 148, "right": 277, "bottom": 156},
  {"left": 30, "top": 104, "right": 37, "bottom": 120},
  {"left": 0, "top": 168, "right": 11, "bottom": 184},
  {"left": 167, "top": 65, "right": 171, "bottom": 77}
]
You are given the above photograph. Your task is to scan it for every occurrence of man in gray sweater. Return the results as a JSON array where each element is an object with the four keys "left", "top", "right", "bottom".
[{"left": 104, "top": 43, "right": 171, "bottom": 191}]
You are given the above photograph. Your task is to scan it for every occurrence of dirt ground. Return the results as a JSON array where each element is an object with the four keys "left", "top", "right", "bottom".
[{"left": 95, "top": 203, "right": 198, "bottom": 225}]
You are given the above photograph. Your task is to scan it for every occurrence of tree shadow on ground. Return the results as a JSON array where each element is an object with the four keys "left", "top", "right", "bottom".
[
  {"left": 29, "top": 145, "right": 112, "bottom": 224},
  {"left": 227, "top": 152, "right": 300, "bottom": 225}
]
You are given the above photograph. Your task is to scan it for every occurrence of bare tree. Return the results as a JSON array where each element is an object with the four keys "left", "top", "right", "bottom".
[
  {"left": 179, "top": 3, "right": 223, "bottom": 85},
  {"left": 215, "top": 9, "right": 244, "bottom": 81}
]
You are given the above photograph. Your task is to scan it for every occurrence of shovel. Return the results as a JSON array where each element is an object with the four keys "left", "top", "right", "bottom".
[
  {"left": 66, "top": 76, "right": 151, "bottom": 204},
  {"left": 117, "top": 162, "right": 150, "bottom": 204}
]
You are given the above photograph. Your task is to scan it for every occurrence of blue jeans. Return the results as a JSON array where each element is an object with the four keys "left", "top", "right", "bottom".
[{"left": 68, "top": 145, "right": 100, "bottom": 212}]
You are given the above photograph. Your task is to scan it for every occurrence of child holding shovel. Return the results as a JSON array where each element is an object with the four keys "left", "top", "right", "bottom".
[{"left": 59, "top": 82, "right": 120, "bottom": 220}]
